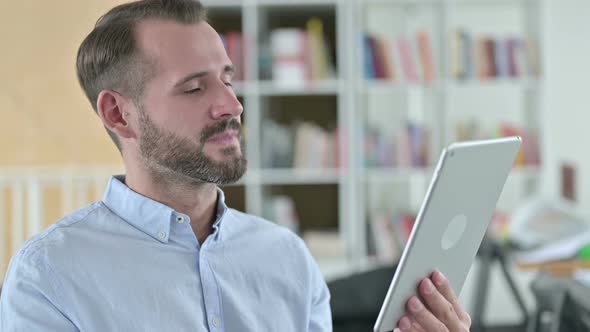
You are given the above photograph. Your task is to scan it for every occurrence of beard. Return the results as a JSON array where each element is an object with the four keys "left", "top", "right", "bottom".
[{"left": 137, "top": 110, "right": 247, "bottom": 185}]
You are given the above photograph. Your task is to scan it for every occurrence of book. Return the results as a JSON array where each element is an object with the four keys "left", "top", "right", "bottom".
[
  {"left": 306, "top": 17, "right": 330, "bottom": 81},
  {"left": 460, "top": 30, "right": 474, "bottom": 80},
  {"left": 367, "top": 36, "right": 385, "bottom": 79},
  {"left": 416, "top": 30, "right": 435, "bottom": 83},
  {"left": 507, "top": 38, "right": 520, "bottom": 78},
  {"left": 263, "top": 119, "right": 338, "bottom": 169},
  {"left": 362, "top": 34, "right": 376, "bottom": 79},
  {"left": 270, "top": 28, "right": 308, "bottom": 86},
  {"left": 370, "top": 212, "right": 401, "bottom": 264},
  {"left": 484, "top": 38, "right": 497, "bottom": 78},
  {"left": 364, "top": 122, "right": 430, "bottom": 168},
  {"left": 450, "top": 30, "right": 539, "bottom": 81},
  {"left": 261, "top": 119, "right": 294, "bottom": 168},
  {"left": 224, "top": 31, "right": 244, "bottom": 81},
  {"left": 363, "top": 33, "right": 391, "bottom": 80},
  {"left": 494, "top": 38, "right": 509, "bottom": 78},
  {"left": 396, "top": 36, "right": 419, "bottom": 82},
  {"left": 449, "top": 29, "right": 463, "bottom": 79},
  {"left": 455, "top": 120, "right": 541, "bottom": 167}
]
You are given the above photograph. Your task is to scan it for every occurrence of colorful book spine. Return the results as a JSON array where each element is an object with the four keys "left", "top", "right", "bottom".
[
  {"left": 225, "top": 31, "right": 244, "bottom": 81},
  {"left": 306, "top": 17, "right": 329, "bottom": 81},
  {"left": 451, "top": 30, "right": 539, "bottom": 81},
  {"left": 396, "top": 36, "right": 419, "bottom": 82},
  {"left": 417, "top": 30, "right": 436, "bottom": 83}
]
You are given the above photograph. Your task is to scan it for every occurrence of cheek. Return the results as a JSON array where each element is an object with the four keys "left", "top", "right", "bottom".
[{"left": 143, "top": 96, "right": 208, "bottom": 137}]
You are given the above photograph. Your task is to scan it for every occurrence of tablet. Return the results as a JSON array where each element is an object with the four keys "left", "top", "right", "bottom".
[{"left": 374, "top": 136, "right": 522, "bottom": 332}]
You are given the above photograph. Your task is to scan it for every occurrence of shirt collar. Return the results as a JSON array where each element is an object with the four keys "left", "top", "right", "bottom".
[{"left": 102, "top": 175, "right": 228, "bottom": 243}]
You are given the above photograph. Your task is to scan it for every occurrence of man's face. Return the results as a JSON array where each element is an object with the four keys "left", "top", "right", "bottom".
[{"left": 132, "top": 19, "right": 246, "bottom": 185}]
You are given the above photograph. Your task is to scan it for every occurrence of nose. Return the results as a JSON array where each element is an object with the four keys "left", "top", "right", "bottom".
[{"left": 210, "top": 83, "right": 243, "bottom": 120}]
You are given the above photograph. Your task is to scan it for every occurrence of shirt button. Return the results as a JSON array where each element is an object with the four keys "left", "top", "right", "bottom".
[
  {"left": 211, "top": 316, "right": 220, "bottom": 327},
  {"left": 158, "top": 231, "right": 167, "bottom": 239},
  {"left": 176, "top": 216, "right": 185, "bottom": 223}
]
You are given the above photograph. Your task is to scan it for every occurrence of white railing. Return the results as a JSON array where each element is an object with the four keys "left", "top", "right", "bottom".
[{"left": 0, "top": 166, "right": 124, "bottom": 281}]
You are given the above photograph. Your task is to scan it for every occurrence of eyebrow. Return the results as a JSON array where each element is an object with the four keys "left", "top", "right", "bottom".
[{"left": 174, "top": 65, "right": 236, "bottom": 88}]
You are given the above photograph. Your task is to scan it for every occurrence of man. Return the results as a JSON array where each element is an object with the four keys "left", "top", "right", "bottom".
[{"left": 0, "top": 1, "right": 471, "bottom": 331}]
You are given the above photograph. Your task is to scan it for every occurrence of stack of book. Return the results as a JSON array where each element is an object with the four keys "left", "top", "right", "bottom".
[
  {"left": 362, "top": 30, "right": 436, "bottom": 83},
  {"left": 364, "top": 122, "right": 430, "bottom": 168},
  {"left": 367, "top": 211, "right": 416, "bottom": 264},
  {"left": 262, "top": 119, "right": 340, "bottom": 169},
  {"left": 450, "top": 29, "right": 540, "bottom": 81},
  {"left": 268, "top": 17, "right": 336, "bottom": 86},
  {"left": 456, "top": 120, "right": 541, "bottom": 167}
]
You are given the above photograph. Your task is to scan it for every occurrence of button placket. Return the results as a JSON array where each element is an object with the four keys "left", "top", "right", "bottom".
[{"left": 200, "top": 250, "right": 222, "bottom": 331}]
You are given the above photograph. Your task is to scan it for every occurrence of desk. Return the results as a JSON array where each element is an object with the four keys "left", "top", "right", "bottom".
[{"left": 517, "top": 260, "right": 590, "bottom": 278}]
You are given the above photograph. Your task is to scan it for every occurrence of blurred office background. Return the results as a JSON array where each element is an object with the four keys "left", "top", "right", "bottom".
[{"left": 2, "top": 0, "right": 590, "bottom": 331}]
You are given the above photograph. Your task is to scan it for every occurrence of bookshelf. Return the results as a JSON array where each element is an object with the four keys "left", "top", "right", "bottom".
[{"left": 203, "top": 0, "right": 544, "bottom": 280}]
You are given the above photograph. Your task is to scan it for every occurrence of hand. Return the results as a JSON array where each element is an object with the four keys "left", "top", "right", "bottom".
[{"left": 395, "top": 270, "right": 471, "bottom": 332}]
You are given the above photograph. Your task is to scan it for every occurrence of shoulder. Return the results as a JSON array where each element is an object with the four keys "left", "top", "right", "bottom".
[{"left": 11, "top": 201, "right": 109, "bottom": 266}]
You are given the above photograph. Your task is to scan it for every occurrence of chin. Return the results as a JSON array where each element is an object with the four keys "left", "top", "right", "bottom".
[{"left": 206, "top": 146, "right": 242, "bottom": 161}]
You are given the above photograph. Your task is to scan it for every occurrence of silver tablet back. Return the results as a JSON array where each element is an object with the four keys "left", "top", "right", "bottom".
[{"left": 374, "top": 137, "right": 522, "bottom": 332}]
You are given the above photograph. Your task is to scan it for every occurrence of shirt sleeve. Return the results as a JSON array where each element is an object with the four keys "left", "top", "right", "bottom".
[
  {"left": 307, "top": 250, "right": 333, "bottom": 332},
  {"left": 0, "top": 250, "right": 78, "bottom": 331}
]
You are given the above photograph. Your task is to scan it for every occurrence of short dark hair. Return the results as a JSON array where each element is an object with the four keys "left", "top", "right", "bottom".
[{"left": 76, "top": 0, "right": 208, "bottom": 151}]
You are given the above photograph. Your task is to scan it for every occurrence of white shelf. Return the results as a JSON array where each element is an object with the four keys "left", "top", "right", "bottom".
[
  {"left": 361, "top": 166, "right": 540, "bottom": 182},
  {"left": 363, "top": 0, "right": 538, "bottom": 5},
  {"left": 443, "top": 0, "right": 539, "bottom": 5},
  {"left": 445, "top": 78, "right": 541, "bottom": 90},
  {"left": 202, "top": 0, "right": 243, "bottom": 9},
  {"left": 256, "top": 0, "right": 340, "bottom": 6},
  {"left": 254, "top": 168, "right": 343, "bottom": 185},
  {"left": 362, "top": 80, "right": 442, "bottom": 93},
  {"left": 360, "top": 78, "right": 540, "bottom": 93},
  {"left": 363, "top": 0, "right": 446, "bottom": 5}
]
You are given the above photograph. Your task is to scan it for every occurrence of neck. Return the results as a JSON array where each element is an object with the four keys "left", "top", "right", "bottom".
[{"left": 124, "top": 161, "right": 219, "bottom": 245}]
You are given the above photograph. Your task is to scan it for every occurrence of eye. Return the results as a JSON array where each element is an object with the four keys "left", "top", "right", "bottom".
[
  {"left": 224, "top": 82, "right": 233, "bottom": 88},
  {"left": 184, "top": 87, "right": 202, "bottom": 94}
]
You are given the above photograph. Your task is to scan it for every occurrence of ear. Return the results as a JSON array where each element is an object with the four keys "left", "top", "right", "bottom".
[{"left": 96, "top": 90, "right": 137, "bottom": 141}]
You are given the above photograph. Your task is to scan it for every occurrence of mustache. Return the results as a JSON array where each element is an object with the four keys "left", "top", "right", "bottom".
[{"left": 200, "top": 118, "right": 242, "bottom": 143}]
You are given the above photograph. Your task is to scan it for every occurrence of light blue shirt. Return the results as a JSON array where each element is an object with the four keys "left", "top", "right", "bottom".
[{"left": 0, "top": 176, "right": 331, "bottom": 331}]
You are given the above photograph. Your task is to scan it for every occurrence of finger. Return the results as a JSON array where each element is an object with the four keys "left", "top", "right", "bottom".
[
  {"left": 431, "top": 270, "right": 471, "bottom": 326},
  {"left": 418, "top": 278, "right": 465, "bottom": 331},
  {"left": 397, "top": 316, "right": 423, "bottom": 332},
  {"left": 397, "top": 316, "right": 412, "bottom": 331},
  {"left": 405, "top": 296, "right": 451, "bottom": 332},
  {"left": 411, "top": 321, "right": 427, "bottom": 332}
]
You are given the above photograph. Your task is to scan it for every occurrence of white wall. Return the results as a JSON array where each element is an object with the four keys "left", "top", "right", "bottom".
[{"left": 543, "top": 0, "right": 590, "bottom": 216}]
